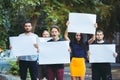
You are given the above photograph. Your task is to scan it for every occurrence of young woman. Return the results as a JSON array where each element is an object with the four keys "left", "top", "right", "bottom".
[
  {"left": 46, "top": 26, "right": 64, "bottom": 80},
  {"left": 38, "top": 29, "right": 50, "bottom": 80},
  {"left": 64, "top": 21, "right": 96, "bottom": 80}
]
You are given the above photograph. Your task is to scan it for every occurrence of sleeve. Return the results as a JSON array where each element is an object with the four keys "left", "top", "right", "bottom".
[{"left": 36, "top": 34, "right": 39, "bottom": 44}]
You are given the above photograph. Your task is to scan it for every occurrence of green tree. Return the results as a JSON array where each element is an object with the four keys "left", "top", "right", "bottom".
[{"left": 0, "top": 0, "right": 120, "bottom": 49}]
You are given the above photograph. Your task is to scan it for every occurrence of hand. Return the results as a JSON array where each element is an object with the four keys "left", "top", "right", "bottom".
[
  {"left": 37, "top": 49, "right": 40, "bottom": 53},
  {"left": 87, "top": 51, "right": 91, "bottom": 61},
  {"left": 9, "top": 45, "right": 12, "bottom": 49},
  {"left": 113, "top": 52, "right": 118, "bottom": 58},
  {"left": 34, "top": 44, "right": 38, "bottom": 48},
  {"left": 34, "top": 44, "right": 39, "bottom": 53},
  {"left": 94, "top": 23, "right": 98, "bottom": 28},
  {"left": 66, "top": 21, "right": 70, "bottom": 27},
  {"left": 68, "top": 47, "right": 71, "bottom": 53}
]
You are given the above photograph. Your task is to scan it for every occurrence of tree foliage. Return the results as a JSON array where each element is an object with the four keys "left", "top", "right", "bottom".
[{"left": 0, "top": 0, "right": 120, "bottom": 49}]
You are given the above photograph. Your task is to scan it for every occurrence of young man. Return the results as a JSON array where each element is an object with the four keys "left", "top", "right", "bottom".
[
  {"left": 91, "top": 30, "right": 118, "bottom": 80},
  {"left": 18, "top": 21, "right": 39, "bottom": 80}
]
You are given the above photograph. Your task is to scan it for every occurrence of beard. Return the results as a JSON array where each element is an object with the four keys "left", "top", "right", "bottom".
[
  {"left": 25, "top": 29, "right": 31, "bottom": 33},
  {"left": 26, "top": 31, "right": 31, "bottom": 33},
  {"left": 97, "top": 39, "right": 102, "bottom": 41}
]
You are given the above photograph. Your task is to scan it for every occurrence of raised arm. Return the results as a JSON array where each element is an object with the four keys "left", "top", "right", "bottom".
[
  {"left": 64, "top": 21, "right": 70, "bottom": 41},
  {"left": 88, "top": 23, "right": 98, "bottom": 44},
  {"left": 88, "top": 34, "right": 95, "bottom": 44}
]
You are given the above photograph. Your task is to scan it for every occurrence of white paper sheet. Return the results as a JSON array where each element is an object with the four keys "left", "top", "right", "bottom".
[
  {"left": 38, "top": 41, "right": 70, "bottom": 64},
  {"left": 39, "top": 37, "right": 52, "bottom": 42},
  {"left": 9, "top": 36, "right": 38, "bottom": 56},
  {"left": 68, "top": 13, "right": 96, "bottom": 34},
  {"left": 89, "top": 44, "right": 116, "bottom": 63}
]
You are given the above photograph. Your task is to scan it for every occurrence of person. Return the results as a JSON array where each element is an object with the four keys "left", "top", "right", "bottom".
[
  {"left": 64, "top": 21, "right": 96, "bottom": 80},
  {"left": 41, "top": 29, "right": 50, "bottom": 38},
  {"left": 46, "top": 26, "right": 65, "bottom": 80},
  {"left": 38, "top": 29, "right": 50, "bottom": 80},
  {"left": 17, "top": 20, "right": 39, "bottom": 80},
  {"left": 90, "top": 30, "right": 118, "bottom": 80}
]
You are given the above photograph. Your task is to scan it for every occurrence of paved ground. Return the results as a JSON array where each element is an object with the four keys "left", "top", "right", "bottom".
[
  {"left": 64, "top": 67, "right": 120, "bottom": 80},
  {"left": 0, "top": 63, "right": 120, "bottom": 80},
  {"left": 64, "top": 63, "right": 120, "bottom": 80}
]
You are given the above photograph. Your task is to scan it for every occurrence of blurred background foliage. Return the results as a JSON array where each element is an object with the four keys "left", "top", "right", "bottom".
[{"left": 0, "top": 0, "right": 120, "bottom": 50}]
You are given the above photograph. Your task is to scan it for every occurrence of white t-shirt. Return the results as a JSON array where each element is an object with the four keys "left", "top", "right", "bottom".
[{"left": 18, "top": 33, "right": 39, "bottom": 61}]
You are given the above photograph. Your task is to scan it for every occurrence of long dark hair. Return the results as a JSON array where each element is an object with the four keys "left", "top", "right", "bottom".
[{"left": 73, "top": 33, "right": 86, "bottom": 49}]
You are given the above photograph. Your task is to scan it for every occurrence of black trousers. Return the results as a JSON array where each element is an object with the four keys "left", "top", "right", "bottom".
[
  {"left": 37, "top": 65, "right": 47, "bottom": 79},
  {"left": 92, "top": 63, "right": 112, "bottom": 80},
  {"left": 19, "top": 60, "right": 38, "bottom": 80}
]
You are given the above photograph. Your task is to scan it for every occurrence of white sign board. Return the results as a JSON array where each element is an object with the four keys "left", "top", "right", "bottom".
[
  {"left": 89, "top": 44, "right": 116, "bottom": 63},
  {"left": 39, "top": 37, "right": 52, "bottom": 42},
  {"left": 9, "top": 36, "right": 38, "bottom": 56},
  {"left": 38, "top": 41, "right": 70, "bottom": 64},
  {"left": 68, "top": 13, "right": 96, "bottom": 34}
]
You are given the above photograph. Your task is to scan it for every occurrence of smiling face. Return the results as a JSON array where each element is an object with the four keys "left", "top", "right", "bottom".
[
  {"left": 24, "top": 23, "right": 32, "bottom": 33},
  {"left": 42, "top": 30, "right": 50, "bottom": 38}
]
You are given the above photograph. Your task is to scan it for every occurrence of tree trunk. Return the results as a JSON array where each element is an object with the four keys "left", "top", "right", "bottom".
[
  {"left": 30, "top": 6, "right": 41, "bottom": 32},
  {"left": 31, "top": 14, "right": 39, "bottom": 32}
]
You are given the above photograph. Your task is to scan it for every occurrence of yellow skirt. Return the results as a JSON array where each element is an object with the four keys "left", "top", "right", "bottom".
[{"left": 70, "top": 57, "right": 86, "bottom": 77}]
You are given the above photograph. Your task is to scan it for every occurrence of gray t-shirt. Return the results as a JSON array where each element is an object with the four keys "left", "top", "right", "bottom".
[{"left": 18, "top": 33, "right": 39, "bottom": 61}]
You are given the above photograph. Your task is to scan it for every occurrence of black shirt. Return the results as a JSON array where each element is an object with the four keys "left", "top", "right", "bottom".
[{"left": 47, "top": 38, "right": 65, "bottom": 69}]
